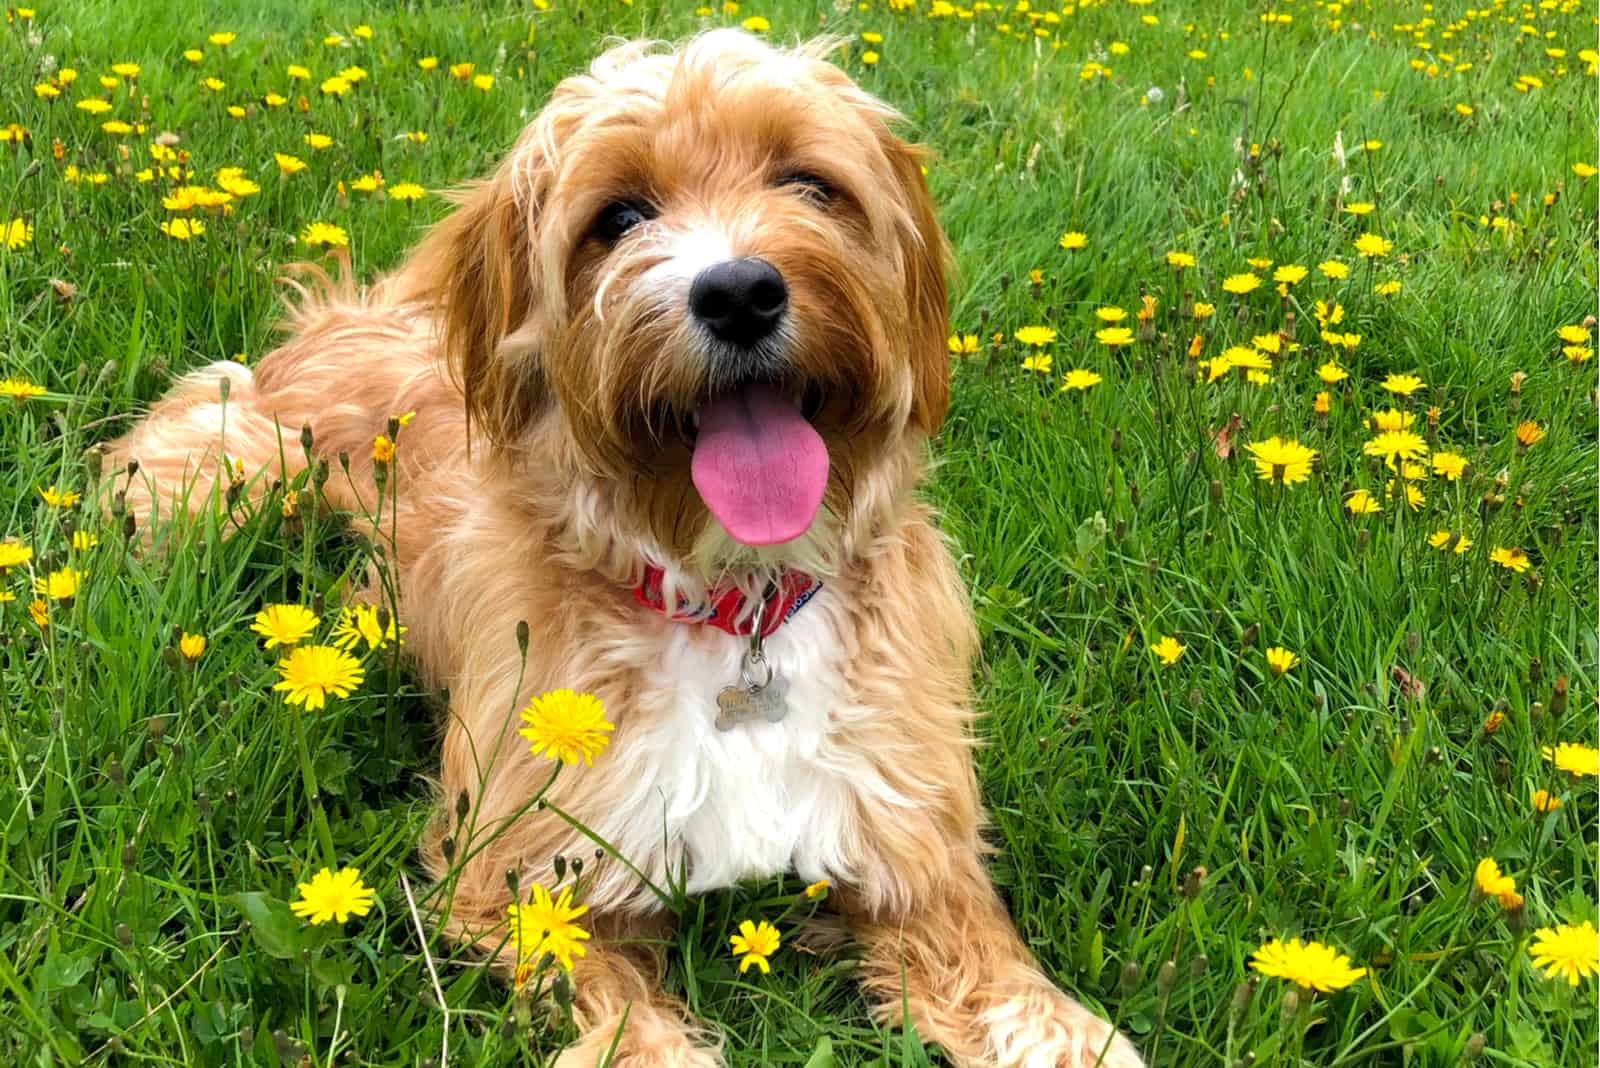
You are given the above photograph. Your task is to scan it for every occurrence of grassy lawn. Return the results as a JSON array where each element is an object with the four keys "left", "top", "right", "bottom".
[{"left": 1, "top": 0, "right": 1596, "bottom": 1064}]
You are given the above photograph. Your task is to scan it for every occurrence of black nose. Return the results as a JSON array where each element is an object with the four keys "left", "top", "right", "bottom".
[{"left": 689, "top": 258, "right": 788, "bottom": 348}]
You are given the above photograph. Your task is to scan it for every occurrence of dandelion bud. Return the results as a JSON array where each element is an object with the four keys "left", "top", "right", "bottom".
[
  {"left": 1492, "top": 756, "right": 1511, "bottom": 785},
  {"left": 1356, "top": 528, "right": 1370, "bottom": 553},
  {"left": 552, "top": 970, "right": 574, "bottom": 1011},
  {"left": 1504, "top": 897, "right": 1527, "bottom": 933},
  {"left": 1240, "top": 623, "right": 1259, "bottom": 650},
  {"left": 1463, "top": 1033, "right": 1486, "bottom": 1060},
  {"left": 1280, "top": 988, "right": 1301, "bottom": 1025},
  {"left": 197, "top": 791, "right": 212, "bottom": 819},
  {"left": 455, "top": 790, "right": 471, "bottom": 825},
  {"left": 1111, "top": 430, "right": 1123, "bottom": 452},
  {"left": 998, "top": 273, "right": 1011, "bottom": 292},
  {"left": 1138, "top": 864, "right": 1154, "bottom": 887},
  {"left": 1181, "top": 865, "right": 1207, "bottom": 899},
  {"left": 148, "top": 716, "right": 167, "bottom": 741},
  {"left": 107, "top": 757, "right": 125, "bottom": 785},
  {"left": 1209, "top": 479, "right": 1222, "bottom": 502},
  {"left": 217, "top": 700, "right": 232, "bottom": 718},
  {"left": 1231, "top": 978, "right": 1257, "bottom": 1021},
  {"left": 1113, "top": 519, "right": 1127, "bottom": 542},
  {"left": 110, "top": 489, "right": 126, "bottom": 517},
  {"left": 1529, "top": 701, "right": 1544, "bottom": 724},
  {"left": 440, "top": 836, "right": 456, "bottom": 863},
  {"left": 114, "top": 922, "right": 134, "bottom": 947},
  {"left": 338, "top": 451, "right": 351, "bottom": 477},
  {"left": 553, "top": 854, "right": 567, "bottom": 881},
  {"left": 121, "top": 840, "right": 138, "bottom": 871},
  {"left": 516, "top": 619, "right": 529, "bottom": 657},
  {"left": 1119, "top": 961, "right": 1142, "bottom": 996},
  {"left": 1190, "top": 954, "right": 1208, "bottom": 978},
  {"left": 1529, "top": 656, "right": 1543, "bottom": 683},
  {"left": 1338, "top": 796, "right": 1351, "bottom": 817},
  {"left": 300, "top": 423, "right": 314, "bottom": 455},
  {"left": 1156, "top": 960, "right": 1178, "bottom": 996},
  {"left": 571, "top": 856, "right": 584, "bottom": 878},
  {"left": 1551, "top": 675, "right": 1568, "bottom": 718},
  {"left": 1424, "top": 746, "right": 1443, "bottom": 766},
  {"left": 1129, "top": 481, "right": 1140, "bottom": 506},
  {"left": 505, "top": 867, "right": 520, "bottom": 898}
]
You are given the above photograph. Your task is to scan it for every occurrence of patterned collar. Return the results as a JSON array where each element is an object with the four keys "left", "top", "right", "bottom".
[{"left": 633, "top": 563, "right": 822, "bottom": 638}]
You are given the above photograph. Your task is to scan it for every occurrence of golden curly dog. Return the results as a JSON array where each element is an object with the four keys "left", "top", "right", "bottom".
[{"left": 106, "top": 30, "right": 1141, "bottom": 1068}]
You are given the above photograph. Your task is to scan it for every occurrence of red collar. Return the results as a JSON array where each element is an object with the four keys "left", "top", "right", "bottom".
[{"left": 633, "top": 564, "right": 822, "bottom": 639}]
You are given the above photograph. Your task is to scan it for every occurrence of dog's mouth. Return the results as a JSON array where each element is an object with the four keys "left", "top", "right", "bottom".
[{"left": 654, "top": 378, "right": 830, "bottom": 547}]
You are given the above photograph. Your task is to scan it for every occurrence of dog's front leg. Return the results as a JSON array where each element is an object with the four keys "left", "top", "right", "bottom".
[
  {"left": 847, "top": 852, "right": 1143, "bottom": 1068},
  {"left": 548, "top": 918, "right": 723, "bottom": 1068}
]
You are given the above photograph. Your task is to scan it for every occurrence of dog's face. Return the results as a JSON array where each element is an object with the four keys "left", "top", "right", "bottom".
[{"left": 416, "top": 32, "right": 948, "bottom": 573}]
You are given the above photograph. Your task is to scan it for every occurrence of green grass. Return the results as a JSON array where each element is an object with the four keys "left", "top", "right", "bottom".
[{"left": 1, "top": 0, "right": 1596, "bottom": 1064}]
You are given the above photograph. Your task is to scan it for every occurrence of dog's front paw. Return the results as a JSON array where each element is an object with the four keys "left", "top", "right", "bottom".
[
  {"left": 552, "top": 1018, "right": 724, "bottom": 1068},
  {"left": 977, "top": 987, "right": 1144, "bottom": 1068}
]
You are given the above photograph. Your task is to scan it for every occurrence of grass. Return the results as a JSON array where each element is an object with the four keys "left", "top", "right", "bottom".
[{"left": 1, "top": 0, "right": 1596, "bottom": 1064}]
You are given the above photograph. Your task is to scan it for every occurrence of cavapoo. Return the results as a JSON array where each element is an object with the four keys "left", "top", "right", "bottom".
[{"left": 108, "top": 30, "right": 1142, "bottom": 1068}]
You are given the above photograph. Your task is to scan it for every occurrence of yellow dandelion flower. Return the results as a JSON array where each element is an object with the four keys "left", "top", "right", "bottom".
[
  {"left": 509, "top": 884, "right": 592, "bottom": 974},
  {"left": 34, "top": 567, "right": 85, "bottom": 601},
  {"left": 1382, "top": 373, "right": 1425, "bottom": 396},
  {"left": 729, "top": 919, "right": 781, "bottom": 974},
  {"left": 1345, "top": 489, "right": 1381, "bottom": 515},
  {"left": 1249, "top": 938, "right": 1366, "bottom": 992},
  {"left": 0, "top": 541, "right": 34, "bottom": 570},
  {"left": 250, "top": 603, "right": 321, "bottom": 648},
  {"left": 1541, "top": 742, "right": 1599, "bottom": 778},
  {"left": 1354, "top": 233, "right": 1392, "bottom": 258},
  {"left": 1428, "top": 530, "right": 1472, "bottom": 555},
  {"left": 290, "top": 867, "right": 377, "bottom": 925},
  {"left": 273, "top": 645, "right": 365, "bottom": 710},
  {"left": 519, "top": 689, "right": 614, "bottom": 766},
  {"left": 1528, "top": 923, "right": 1599, "bottom": 986},
  {"left": 300, "top": 221, "right": 348, "bottom": 247},
  {"left": 1265, "top": 646, "right": 1299, "bottom": 674},
  {"left": 1151, "top": 635, "right": 1185, "bottom": 665},
  {"left": 1245, "top": 437, "right": 1316, "bottom": 486},
  {"left": 1489, "top": 546, "right": 1530, "bottom": 573},
  {"left": 1021, "top": 354, "right": 1053, "bottom": 374}
]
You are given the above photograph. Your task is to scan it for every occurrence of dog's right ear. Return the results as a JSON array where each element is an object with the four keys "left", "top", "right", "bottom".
[{"left": 409, "top": 168, "right": 545, "bottom": 446}]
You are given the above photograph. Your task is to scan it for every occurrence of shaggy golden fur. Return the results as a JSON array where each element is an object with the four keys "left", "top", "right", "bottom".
[{"left": 105, "top": 31, "right": 1141, "bottom": 1068}]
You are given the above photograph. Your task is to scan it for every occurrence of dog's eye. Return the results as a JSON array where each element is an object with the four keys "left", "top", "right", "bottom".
[
  {"left": 777, "top": 171, "right": 836, "bottom": 206},
  {"left": 593, "top": 200, "right": 654, "bottom": 244}
]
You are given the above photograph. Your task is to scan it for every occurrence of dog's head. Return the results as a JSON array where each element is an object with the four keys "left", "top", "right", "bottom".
[{"left": 412, "top": 31, "right": 949, "bottom": 577}]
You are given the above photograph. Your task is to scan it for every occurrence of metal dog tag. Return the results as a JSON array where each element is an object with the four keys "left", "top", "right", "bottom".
[{"left": 715, "top": 650, "right": 789, "bottom": 731}]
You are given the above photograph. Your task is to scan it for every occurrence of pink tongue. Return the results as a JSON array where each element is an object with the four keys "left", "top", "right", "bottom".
[{"left": 691, "top": 383, "right": 829, "bottom": 546}]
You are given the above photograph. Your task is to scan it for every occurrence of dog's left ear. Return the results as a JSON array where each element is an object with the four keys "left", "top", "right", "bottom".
[
  {"left": 885, "top": 139, "right": 952, "bottom": 436},
  {"left": 407, "top": 166, "right": 545, "bottom": 447}
]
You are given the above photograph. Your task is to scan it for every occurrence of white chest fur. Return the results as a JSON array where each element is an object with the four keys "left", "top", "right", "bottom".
[{"left": 590, "top": 587, "right": 905, "bottom": 906}]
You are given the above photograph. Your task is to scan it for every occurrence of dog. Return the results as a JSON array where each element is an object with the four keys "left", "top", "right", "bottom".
[{"left": 106, "top": 30, "right": 1143, "bottom": 1068}]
